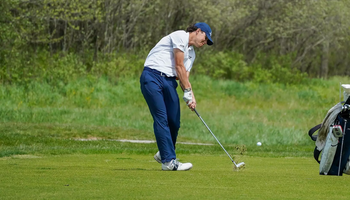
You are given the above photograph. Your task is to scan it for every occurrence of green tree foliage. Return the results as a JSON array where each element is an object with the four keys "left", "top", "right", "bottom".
[
  {"left": 0, "top": 0, "right": 25, "bottom": 84},
  {"left": 1, "top": 0, "right": 350, "bottom": 84}
]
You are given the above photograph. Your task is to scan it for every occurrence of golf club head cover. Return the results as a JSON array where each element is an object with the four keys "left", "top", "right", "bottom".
[{"left": 340, "top": 104, "right": 350, "bottom": 119}]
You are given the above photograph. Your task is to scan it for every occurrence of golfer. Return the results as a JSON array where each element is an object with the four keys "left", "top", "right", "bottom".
[{"left": 140, "top": 22, "right": 213, "bottom": 171}]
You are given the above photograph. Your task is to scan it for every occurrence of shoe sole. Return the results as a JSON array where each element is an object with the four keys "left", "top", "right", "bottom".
[
  {"left": 162, "top": 166, "right": 192, "bottom": 171},
  {"left": 162, "top": 163, "right": 193, "bottom": 171}
]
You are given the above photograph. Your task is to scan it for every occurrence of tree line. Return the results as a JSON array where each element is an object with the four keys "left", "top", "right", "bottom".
[{"left": 1, "top": 0, "right": 350, "bottom": 84}]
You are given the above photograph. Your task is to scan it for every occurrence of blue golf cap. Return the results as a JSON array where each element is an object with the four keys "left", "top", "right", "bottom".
[{"left": 195, "top": 22, "right": 213, "bottom": 45}]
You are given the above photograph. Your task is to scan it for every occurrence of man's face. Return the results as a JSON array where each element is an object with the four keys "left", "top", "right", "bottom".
[{"left": 194, "top": 29, "right": 208, "bottom": 48}]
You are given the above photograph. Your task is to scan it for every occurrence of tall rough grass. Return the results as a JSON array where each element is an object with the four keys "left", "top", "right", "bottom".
[{"left": 1, "top": 74, "right": 349, "bottom": 146}]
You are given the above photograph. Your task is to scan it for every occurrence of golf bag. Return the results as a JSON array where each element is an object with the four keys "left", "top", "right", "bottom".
[{"left": 308, "top": 96, "right": 350, "bottom": 176}]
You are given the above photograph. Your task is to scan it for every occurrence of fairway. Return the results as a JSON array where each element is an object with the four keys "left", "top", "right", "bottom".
[{"left": 1, "top": 153, "right": 350, "bottom": 199}]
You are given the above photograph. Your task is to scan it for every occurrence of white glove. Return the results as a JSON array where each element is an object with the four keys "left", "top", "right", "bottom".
[{"left": 183, "top": 88, "right": 192, "bottom": 105}]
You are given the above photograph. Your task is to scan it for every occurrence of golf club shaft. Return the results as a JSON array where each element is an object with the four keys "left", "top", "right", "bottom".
[
  {"left": 194, "top": 108, "right": 238, "bottom": 166},
  {"left": 338, "top": 120, "right": 347, "bottom": 176}
]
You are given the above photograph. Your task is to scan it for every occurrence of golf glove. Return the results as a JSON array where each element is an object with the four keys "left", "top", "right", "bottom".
[{"left": 183, "top": 88, "right": 192, "bottom": 105}]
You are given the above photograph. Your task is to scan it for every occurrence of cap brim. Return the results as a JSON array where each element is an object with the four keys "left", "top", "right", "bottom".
[{"left": 206, "top": 33, "right": 213, "bottom": 45}]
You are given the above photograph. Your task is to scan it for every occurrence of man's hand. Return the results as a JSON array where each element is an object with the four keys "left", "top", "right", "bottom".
[
  {"left": 188, "top": 97, "right": 196, "bottom": 110},
  {"left": 183, "top": 88, "right": 192, "bottom": 105}
]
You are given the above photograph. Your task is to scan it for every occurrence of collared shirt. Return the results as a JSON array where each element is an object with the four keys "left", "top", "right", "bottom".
[{"left": 144, "top": 30, "right": 196, "bottom": 77}]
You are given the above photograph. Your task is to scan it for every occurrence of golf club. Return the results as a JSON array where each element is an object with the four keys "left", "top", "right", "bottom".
[
  {"left": 194, "top": 108, "right": 245, "bottom": 171},
  {"left": 338, "top": 119, "right": 347, "bottom": 176}
]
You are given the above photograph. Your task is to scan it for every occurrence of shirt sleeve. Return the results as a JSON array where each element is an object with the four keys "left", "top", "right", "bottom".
[
  {"left": 185, "top": 49, "right": 196, "bottom": 71},
  {"left": 170, "top": 32, "right": 186, "bottom": 52}
]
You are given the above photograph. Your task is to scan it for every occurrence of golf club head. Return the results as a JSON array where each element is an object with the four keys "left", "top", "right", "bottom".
[{"left": 233, "top": 162, "right": 245, "bottom": 171}]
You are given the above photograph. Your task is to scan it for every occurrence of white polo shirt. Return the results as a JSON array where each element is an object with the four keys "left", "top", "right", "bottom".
[{"left": 144, "top": 30, "right": 196, "bottom": 77}]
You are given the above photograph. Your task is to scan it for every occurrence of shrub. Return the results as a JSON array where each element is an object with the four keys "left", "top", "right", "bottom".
[
  {"left": 195, "top": 51, "right": 307, "bottom": 84},
  {"left": 0, "top": 49, "right": 307, "bottom": 86}
]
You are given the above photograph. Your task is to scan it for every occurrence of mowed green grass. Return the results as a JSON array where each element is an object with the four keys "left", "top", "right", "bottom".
[{"left": 1, "top": 153, "right": 349, "bottom": 200}]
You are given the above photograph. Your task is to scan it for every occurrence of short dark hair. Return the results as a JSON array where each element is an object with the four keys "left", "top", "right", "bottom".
[{"left": 186, "top": 24, "right": 198, "bottom": 32}]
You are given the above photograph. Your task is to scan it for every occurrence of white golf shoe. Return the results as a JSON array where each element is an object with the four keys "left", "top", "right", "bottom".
[
  {"left": 161, "top": 159, "right": 193, "bottom": 171},
  {"left": 154, "top": 151, "right": 162, "bottom": 164}
]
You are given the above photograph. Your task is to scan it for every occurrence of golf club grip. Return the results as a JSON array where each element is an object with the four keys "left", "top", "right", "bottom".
[{"left": 194, "top": 108, "right": 200, "bottom": 117}]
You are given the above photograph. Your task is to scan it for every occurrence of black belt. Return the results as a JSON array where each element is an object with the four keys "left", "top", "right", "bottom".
[{"left": 144, "top": 67, "right": 176, "bottom": 78}]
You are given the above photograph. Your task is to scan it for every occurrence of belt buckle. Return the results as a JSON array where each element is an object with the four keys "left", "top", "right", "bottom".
[{"left": 160, "top": 72, "right": 167, "bottom": 77}]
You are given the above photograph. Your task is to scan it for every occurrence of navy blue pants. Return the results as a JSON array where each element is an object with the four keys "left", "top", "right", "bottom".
[{"left": 140, "top": 67, "right": 180, "bottom": 163}]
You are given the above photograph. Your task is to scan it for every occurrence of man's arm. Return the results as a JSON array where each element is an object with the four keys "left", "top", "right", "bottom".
[
  {"left": 174, "top": 48, "right": 191, "bottom": 90},
  {"left": 174, "top": 48, "right": 196, "bottom": 110},
  {"left": 179, "top": 73, "right": 192, "bottom": 91}
]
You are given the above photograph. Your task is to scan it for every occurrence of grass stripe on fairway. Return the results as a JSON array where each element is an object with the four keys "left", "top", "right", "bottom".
[{"left": 0, "top": 154, "right": 349, "bottom": 200}]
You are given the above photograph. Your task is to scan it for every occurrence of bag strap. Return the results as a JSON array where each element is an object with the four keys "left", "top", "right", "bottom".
[
  {"left": 308, "top": 124, "right": 322, "bottom": 163},
  {"left": 308, "top": 124, "right": 322, "bottom": 141},
  {"left": 314, "top": 146, "right": 321, "bottom": 163}
]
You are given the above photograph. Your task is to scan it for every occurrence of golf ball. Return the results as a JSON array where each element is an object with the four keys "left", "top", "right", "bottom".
[{"left": 257, "top": 142, "right": 262, "bottom": 146}]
